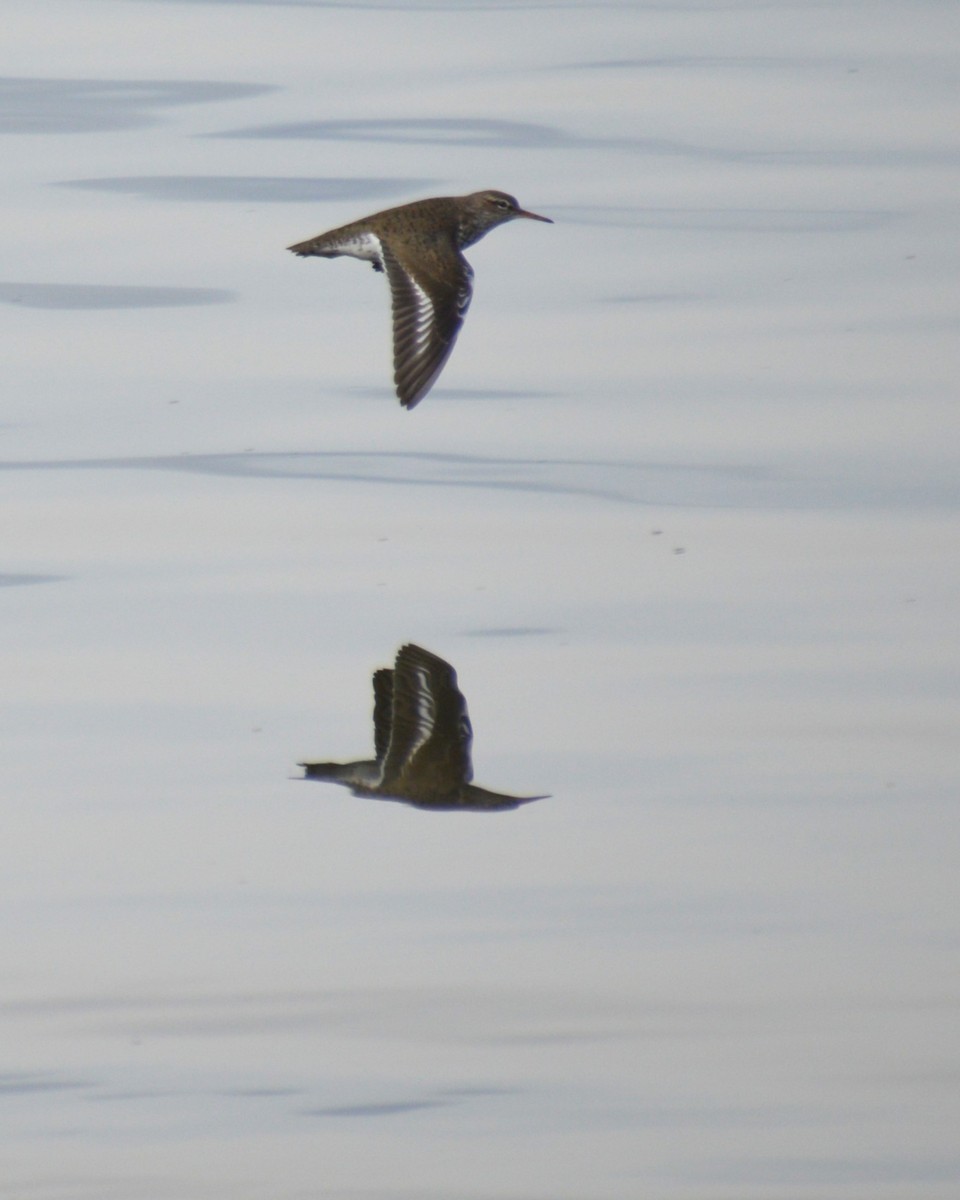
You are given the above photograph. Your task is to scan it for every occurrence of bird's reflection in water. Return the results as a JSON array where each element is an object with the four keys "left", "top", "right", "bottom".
[{"left": 301, "top": 643, "right": 547, "bottom": 811}]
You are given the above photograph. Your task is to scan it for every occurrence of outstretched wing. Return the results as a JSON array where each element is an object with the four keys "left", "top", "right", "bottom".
[
  {"left": 383, "top": 245, "right": 473, "bottom": 409},
  {"left": 379, "top": 643, "right": 473, "bottom": 799},
  {"left": 371, "top": 666, "right": 394, "bottom": 766}
]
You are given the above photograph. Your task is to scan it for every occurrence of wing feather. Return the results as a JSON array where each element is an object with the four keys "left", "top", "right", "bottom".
[{"left": 382, "top": 246, "right": 473, "bottom": 409}]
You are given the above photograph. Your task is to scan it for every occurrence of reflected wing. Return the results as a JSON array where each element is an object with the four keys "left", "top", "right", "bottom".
[
  {"left": 379, "top": 643, "right": 473, "bottom": 798},
  {"left": 371, "top": 667, "right": 394, "bottom": 766},
  {"left": 383, "top": 246, "right": 473, "bottom": 409}
]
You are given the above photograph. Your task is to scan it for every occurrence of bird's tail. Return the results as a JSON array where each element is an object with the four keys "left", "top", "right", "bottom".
[
  {"left": 287, "top": 237, "right": 327, "bottom": 257},
  {"left": 300, "top": 760, "right": 352, "bottom": 781}
]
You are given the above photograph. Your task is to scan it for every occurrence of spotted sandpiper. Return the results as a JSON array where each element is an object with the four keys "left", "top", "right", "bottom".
[
  {"left": 287, "top": 190, "right": 552, "bottom": 409},
  {"left": 300, "top": 643, "right": 547, "bottom": 811}
]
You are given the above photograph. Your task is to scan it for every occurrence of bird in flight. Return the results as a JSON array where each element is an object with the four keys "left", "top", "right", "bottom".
[
  {"left": 300, "top": 643, "right": 547, "bottom": 811},
  {"left": 287, "top": 190, "right": 552, "bottom": 409}
]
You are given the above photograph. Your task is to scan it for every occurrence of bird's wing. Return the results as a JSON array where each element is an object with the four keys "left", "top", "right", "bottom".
[
  {"left": 371, "top": 666, "right": 394, "bottom": 766},
  {"left": 382, "top": 245, "right": 473, "bottom": 409},
  {"left": 379, "top": 643, "right": 473, "bottom": 797}
]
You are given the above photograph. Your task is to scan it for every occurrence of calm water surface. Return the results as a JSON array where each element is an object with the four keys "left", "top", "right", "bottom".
[{"left": 1, "top": 1, "right": 958, "bottom": 1198}]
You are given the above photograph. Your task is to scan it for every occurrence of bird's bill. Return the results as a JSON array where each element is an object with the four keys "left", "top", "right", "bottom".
[{"left": 516, "top": 207, "right": 553, "bottom": 223}]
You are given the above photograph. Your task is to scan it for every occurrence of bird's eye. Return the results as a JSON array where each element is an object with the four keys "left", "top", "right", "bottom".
[{"left": 495, "top": 198, "right": 510, "bottom": 210}]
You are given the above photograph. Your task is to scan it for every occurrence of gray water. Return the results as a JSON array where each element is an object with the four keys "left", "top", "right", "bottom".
[{"left": 2, "top": 1, "right": 958, "bottom": 1197}]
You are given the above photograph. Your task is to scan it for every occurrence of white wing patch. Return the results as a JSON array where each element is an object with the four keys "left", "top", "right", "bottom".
[
  {"left": 406, "top": 276, "right": 436, "bottom": 355},
  {"left": 383, "top": 248, "right": 473, "bottom": 407},
  {"left": 408, "top": 664, "right": 437, "bottom": 758}
]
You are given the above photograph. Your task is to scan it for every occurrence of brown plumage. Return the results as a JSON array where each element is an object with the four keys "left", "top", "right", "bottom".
[
  {"left": 300, "top": 644, "right": 547, "bottom": 811},
  {"left": 288, "top": 190, "right": 552, "bottom": 409}
]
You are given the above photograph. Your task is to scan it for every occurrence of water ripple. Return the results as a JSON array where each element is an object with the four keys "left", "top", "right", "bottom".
[
  {"left": 0, "top": 283, "right": 234, "bottom": 310},
  {"left": 0, "top": 77, "right": 273, "bottom": 134},
  {"left": 54, "top": 176, "right": 439, "bottom": 204}
]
